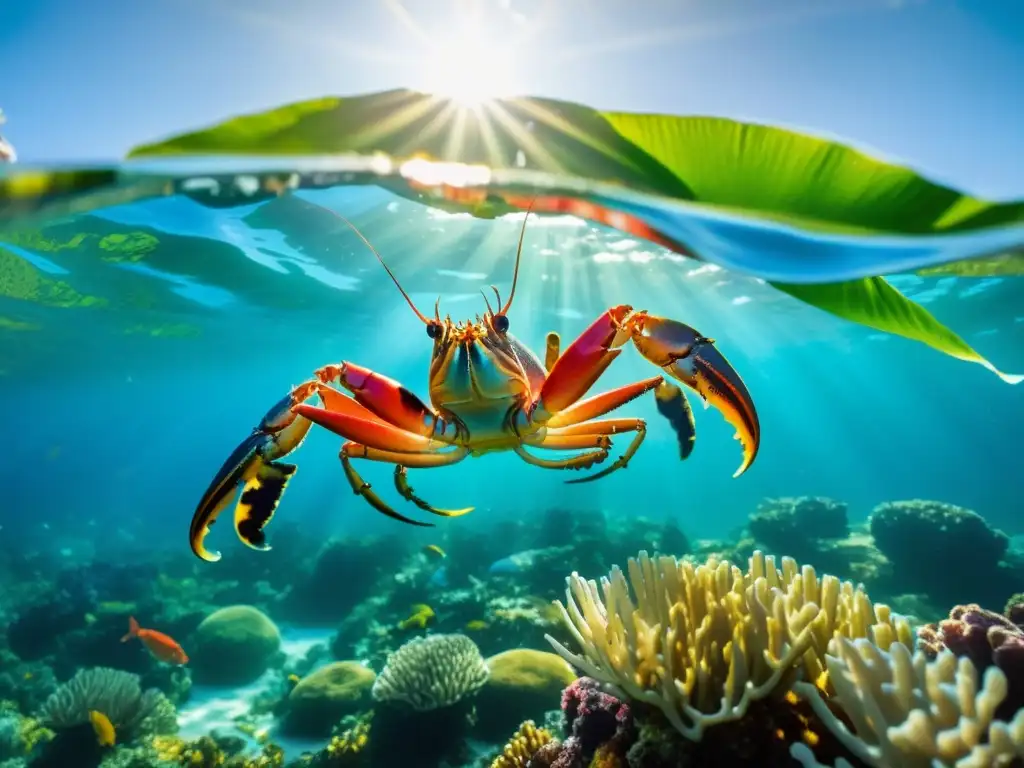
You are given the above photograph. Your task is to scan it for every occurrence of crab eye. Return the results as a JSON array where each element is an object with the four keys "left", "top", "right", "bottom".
[
  {"left": 426, "top": 322, "right": 443, "bottom": 339},
  {"left": 493, "top": 314, "right": 510, "bottom": 333}
]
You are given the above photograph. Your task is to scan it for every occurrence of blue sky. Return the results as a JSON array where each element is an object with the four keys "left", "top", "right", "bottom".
[{"left": 1, "top": 0, "right": 1022, "bottom": 198}]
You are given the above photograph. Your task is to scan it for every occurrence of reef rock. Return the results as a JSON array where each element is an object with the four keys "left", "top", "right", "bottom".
[
  {"left": 869, "top": 499, "right": 1009, "bottom": 607},
  {"left": 748, "top": 497, "right": 847, "bottom": 561},
  {"left": 189, "top": 605, "right": 280, "bottom": 685},
  {"left": 475, "top": 649, "right": 577, "bottom": 740},
  {"left": 282, "top": 661, "right": 375, "bottom": 737}
]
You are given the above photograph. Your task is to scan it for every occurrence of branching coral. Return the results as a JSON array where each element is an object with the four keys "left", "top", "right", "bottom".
[
  {"left": 371, "top": 633, "right": 489, "bottom": 711},
  {"left": 792, "top": 637, "right": 1024, "bottom": 767},
  {"left": 546, "top": 550, "right": 913, "bottom": 741},
  {"left": 490, "top": 720, "right": 554, "bottom": 768},
  {"left": 38, "top": 667, "right": 174, "bottom": 737}
]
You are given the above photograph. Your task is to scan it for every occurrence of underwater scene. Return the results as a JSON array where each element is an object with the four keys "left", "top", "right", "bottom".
[{"left": 2, "top": 2, "right": 1024, "bottom": 767}]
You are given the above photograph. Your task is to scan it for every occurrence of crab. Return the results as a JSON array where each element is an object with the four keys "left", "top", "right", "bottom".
[{"left": 189, "top": 208, "right": 760, "bottom": 561}]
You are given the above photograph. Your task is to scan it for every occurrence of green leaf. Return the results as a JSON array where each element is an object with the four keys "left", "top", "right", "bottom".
[
  {"left": 773, "top": 278, "right": 1022, "bottom": 385},
  {"left": 125, "top": 88, "right": 1023, "bottom": 383}
]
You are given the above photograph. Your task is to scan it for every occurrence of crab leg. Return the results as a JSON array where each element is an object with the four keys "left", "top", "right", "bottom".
[
  {"left": 293, "top": 402, "right": 438, "bottom": 453},
  {"left": 521, "top": 432, "right": 612, "bottom": 451},
  {"left": 544, "top": 376, "right": 663, "bottom": 428},
  {"left": 560, "top": 419, "right": 647, "bottom": 484},
  {"left": 340, "top": 443, "right": 473, "bottom": 524},
  {"left": 512, "top": 444, "right": 609, "bottom": 471}
]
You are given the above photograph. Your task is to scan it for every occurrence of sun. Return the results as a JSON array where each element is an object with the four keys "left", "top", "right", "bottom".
[{"left": 423, "top": 26, "right": 520, "bottom": 107}]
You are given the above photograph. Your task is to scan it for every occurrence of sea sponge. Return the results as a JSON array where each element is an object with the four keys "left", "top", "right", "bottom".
[
  {"left": 490, "top": 720, "right": 555, "bottom": 768},
  {"left": 190, "top": 605, "right": 281, "bottom": 685},
  {"left": 792, "top": 636, "right": 1024, "bottom": 767},
  {"left": 371, "top": 634, "right": 489, "bottom": 711},
  {"left": 476, "top": 649, "right": 577, "bottom": 739},
  {"left": 38, "top": 667, "right": 173, "bottom": 737},
  {"left": 283, "top": 661, "right": 375, "bottom": 737},
  {"left": 546, "top": 550, "right": 913, "bottom": 741}
]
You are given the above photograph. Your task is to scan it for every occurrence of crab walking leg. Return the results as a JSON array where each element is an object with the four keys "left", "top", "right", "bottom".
[
  {"left": 512, "top": 444, "right": 609, "bottom": 471},
  {"left": 560, "top": 418, "right": 647, "bottom": 484},
  {"left": 544, "top": 376, "right": 663, "bottom": 428},
  {"left": 341, "top": 443, "right": 473, "bottom": 523},
  {"left": 521, "top": 433, "right": 612, "bottom": 451}
]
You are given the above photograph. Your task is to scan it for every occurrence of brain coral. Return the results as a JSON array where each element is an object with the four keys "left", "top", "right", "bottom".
[
  {"left": 190, "top": 605, "right": 281, "bottom": 685},
  {"left": 371, "top": 633, "right": 489, "bottom": 711}
]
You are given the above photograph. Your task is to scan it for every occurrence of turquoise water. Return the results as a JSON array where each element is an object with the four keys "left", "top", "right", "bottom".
[{"left": 2, "top": 160, "right": 1023, "bottom": 767}]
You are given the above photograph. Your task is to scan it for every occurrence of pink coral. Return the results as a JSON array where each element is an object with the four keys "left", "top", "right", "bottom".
[{"left": 918, "top": 602, "right": 1024, "bottom": 719}]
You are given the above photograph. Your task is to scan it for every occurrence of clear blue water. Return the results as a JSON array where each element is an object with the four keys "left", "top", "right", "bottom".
[{"left": 1, "top": 164, "right": 1021, "bottom": 557}]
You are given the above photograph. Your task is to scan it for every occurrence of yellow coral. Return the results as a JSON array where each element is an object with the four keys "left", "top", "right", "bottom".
[
  {"left": 152, "top": 734, "right": 186, "bottom": 761},
  {"left": 547, "top": 550, "right": 913, "bottom": 741},
  {"left": 327, "top": 712, "right": 372, "bottom": 758},
  {"left": 589, "top": 745, "right": 624, "bottom": 768},
  {"left": 490, "top": 720, "right": 554, "bottom": 768}
]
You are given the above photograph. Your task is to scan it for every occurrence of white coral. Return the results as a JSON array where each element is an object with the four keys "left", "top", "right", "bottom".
[
  {"left": 545, "top": 550, "right": 912, "bottom": 742},
  {"left": 371, "top": 633, "right": 489, "bottom": 712},
  {"left": 792, "top": 636, "right": 1024, "bottom": 768}
]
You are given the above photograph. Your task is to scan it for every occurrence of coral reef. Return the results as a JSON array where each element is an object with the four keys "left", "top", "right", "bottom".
[
  {"left": 475, "top": 649, "right": 577, "bottom": 739},
  {"left": 489, "top": 720, "right": 554, "bottom": 768},
  {"left": 39, "top": 667, "right": 175, "bottom": 737},
  {"left": 748, "top": 497, "right": 848, "bottom": 563},
  {"left": 868, "top": 499, "right": 1011, "bottom": 607},
  {"left": 917, "top": 602, "right": 1024, "bottom": 720},
  {"left": 546, "top": 549, "right": 912, "bottom": 740},
  {"left": 793, "top": 637, "right": 1024, "bottom": 767},
  {"left": 282, "top": 661, "right": 375, "bottom": 737},
  {"left": 371, "top": 633, "right": 489, "bottom": 712}
]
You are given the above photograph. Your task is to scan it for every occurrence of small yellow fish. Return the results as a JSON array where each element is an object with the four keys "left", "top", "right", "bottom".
[
  {"left": 423, "top": 544, "right": 446, "bottom": 559},
  {"left": 287, "top": 673, "right": 301, "bottom": 686},
  {"left": 89, "top": 710, "right": 115, "bottom": 747}
]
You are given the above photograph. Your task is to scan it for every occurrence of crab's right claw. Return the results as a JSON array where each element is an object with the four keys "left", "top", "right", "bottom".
[{"left": 631, "top": 315, "right": 760, "bottom": 477}]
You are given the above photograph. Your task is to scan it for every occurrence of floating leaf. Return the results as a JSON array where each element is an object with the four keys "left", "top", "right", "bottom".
[
  {"left": 774, "top": 278, "right": 1022, "bottom": 385},
  {"left": 126, "top": 89, "right": 1023, "bottom": 382}
]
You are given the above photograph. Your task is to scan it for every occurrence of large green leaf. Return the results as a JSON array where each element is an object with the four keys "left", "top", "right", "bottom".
[
  {"left": 126, "top": 89, "right": 1022, "bottom": 384},
  {"left": 774, "top": 278, "right": 1022, "bottom": 385}
]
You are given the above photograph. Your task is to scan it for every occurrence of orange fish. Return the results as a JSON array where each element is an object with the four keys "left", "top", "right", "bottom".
[{"left": 120, "top": 617, "right": 188, "bottom": 665}]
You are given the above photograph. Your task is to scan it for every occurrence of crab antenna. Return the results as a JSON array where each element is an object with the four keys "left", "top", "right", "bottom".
[
  {"left": 490, "top": 285, "right": 502, "bottom": 309},
  {"left": 499, "top": 198, "right": 536, "bottom": 315},
  {"left": 434, "top": 297, "right": 442, "bottom": 322},
  {"left": 326, "top": 208, "right": 430, "bottom": 325},
  {"left": 480, "top": 290, "right": 497, "bottom": 317}
]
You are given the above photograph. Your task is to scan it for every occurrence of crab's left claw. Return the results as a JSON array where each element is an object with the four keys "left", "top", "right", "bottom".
[
  {"left": 630, "top": 314, "right": 760, "bottom": 477},
  {"left": 189, "top": 381, "right": 316, "bottom": 562}
]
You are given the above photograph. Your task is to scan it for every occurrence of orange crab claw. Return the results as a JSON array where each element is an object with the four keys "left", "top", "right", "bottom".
[{"left": 630, "top": 314, "right": 760, "bottom": 477}]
